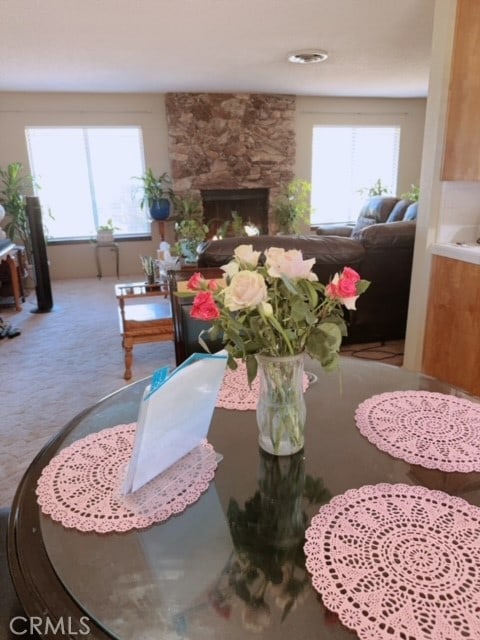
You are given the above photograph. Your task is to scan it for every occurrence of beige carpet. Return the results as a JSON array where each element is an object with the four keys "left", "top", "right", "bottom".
[
  {"left": 0, "top": 276, "right": 176, "bottom": 509},
  {"left": 0, "top": 277, "right": 403, "bottom": 508}
]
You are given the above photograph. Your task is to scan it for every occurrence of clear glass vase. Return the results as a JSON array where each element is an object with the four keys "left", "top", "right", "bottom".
[{"left": 255, "top": 353, "right": 306, "bottom": 456}]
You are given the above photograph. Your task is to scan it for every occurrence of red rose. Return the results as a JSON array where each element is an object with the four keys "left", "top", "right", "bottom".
[
  {"left": 342, "top": 266, "right": 360, "bottom": 282},
  {"left": 187, "top": 272, "right": 205, "bottom": 291},
  {"left": 191, "top": 291, "right": 221, "bottom": 320},
  {"left": 326, "top": 266, "right": 361, "bottom": 310}
]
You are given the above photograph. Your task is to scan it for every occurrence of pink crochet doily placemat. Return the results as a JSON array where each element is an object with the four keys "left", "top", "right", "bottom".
[
  {"left": 216, "top": 360, "right": 310, "bottom": 411},
  {"left": 304, "top": 483, "right": 480, "bottom": 640},
  {"left": 355, "top": 390, "right": 480, "bottom": 472},
  {"left": 36, "top": 423, "right": 218, "bottom": 533}
]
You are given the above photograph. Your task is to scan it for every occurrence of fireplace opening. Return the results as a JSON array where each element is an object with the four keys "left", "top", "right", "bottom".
[{"left": 201, "top": 188, "right": 269, "bottom": 238}]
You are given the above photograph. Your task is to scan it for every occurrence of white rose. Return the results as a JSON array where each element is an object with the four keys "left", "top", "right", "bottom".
[
  {"left": 223, "top": 271, "right": 268, "bottom": 311},
  {"left": 221, "top": 260, "right": 239, "bottom": 279},
  {"left": 265, "top": 247, "right": 317, "bottom": 281},
  {"left": 234, "top": 244, "right": 261, "bottom": 267}
]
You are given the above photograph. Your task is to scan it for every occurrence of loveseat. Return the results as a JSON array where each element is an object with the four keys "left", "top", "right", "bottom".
[{"left": 197, "top": 196, "right": 417, "bottom": 343}]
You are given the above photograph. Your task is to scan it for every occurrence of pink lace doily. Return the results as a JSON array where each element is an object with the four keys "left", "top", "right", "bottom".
[
  {"left": 304, "top": 483, "right": 480, "bottom": 640},
  {"left": 355, "top": 390, "right": 480, "bottom": 472},
  {"left": 36, "top": 423, "right": 218, "bottom": 533},
  {"left": 216, "top": 360, "right": 310, "bottom": 411}
]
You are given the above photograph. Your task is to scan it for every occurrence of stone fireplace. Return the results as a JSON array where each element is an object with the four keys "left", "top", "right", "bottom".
[{"left": 165, "top": 93, "right": 295, "bottom": 233}]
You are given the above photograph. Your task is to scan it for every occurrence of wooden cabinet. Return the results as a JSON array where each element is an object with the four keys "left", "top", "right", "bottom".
[
  {"left": 422, "top": 255, "right": 480, "bottom": 394},
  {"left": 442, "top": 0, "right": 480, "bottom": 180},
  {"left": 0, "top": 243, "right": 25, "bottom": 311}
]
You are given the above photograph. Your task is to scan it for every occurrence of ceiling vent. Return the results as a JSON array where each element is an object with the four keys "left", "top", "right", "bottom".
[{"left": 287, "top": 49, "right": 329, "bottom": 64}]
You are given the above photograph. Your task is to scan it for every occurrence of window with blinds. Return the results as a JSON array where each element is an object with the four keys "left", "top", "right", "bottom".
[
  {"left": 311, "top": 125, "right": 400, "bottom": 224},
  {"left": 25, "top": 126, "right": 148, "bottom": 240}
]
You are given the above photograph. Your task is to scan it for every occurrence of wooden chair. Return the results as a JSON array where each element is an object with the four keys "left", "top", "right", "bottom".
[{"left": 168, "top": 266, "right": 225, "bottom": 366}]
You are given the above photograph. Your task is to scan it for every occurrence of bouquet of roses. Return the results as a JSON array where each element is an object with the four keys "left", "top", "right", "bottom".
[{"left": 183, "top": 245, "right": 369, "bottom": 382}]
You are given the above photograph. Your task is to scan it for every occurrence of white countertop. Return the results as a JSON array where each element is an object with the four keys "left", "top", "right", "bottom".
[{"left": 431, "top": 242, "right": 480, "bottom": 265}]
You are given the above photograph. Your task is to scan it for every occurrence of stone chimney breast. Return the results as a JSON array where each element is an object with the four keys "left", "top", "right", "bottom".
[{"left": 165, "top": 92, "right": 296, "bottom": 232}]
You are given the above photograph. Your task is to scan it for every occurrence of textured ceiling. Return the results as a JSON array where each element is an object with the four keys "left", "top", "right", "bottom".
[{"left": 0, "top": 0, "right": 436, "bottom": 97}]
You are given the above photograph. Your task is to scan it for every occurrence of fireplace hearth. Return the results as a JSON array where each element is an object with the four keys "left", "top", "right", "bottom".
[{"left": 201, "top": 188, "right": 269, "bottom": 238}]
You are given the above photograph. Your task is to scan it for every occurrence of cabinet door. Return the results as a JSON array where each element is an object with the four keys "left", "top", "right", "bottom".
[
  {"left": 442, "top": 0, "right": 480, "bottom": 181},
  {"left": 422, "top": 255, "right": 480, "bottom": 395}
]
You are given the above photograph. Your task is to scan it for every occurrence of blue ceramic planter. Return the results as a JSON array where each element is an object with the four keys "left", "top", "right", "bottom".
[{"left": 149, "top": 199, "right": 171, "bottom": 221}]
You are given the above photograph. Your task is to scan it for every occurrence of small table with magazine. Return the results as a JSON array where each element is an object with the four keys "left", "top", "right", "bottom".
[{"left": 115, "top": 281, "right": 173, "bottom": 380}]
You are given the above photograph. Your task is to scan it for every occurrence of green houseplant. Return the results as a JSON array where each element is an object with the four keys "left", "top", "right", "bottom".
[
  {"left": 171, "top": 193, "right": 208, "bottom": 263},
  {"left": 96, "top": 218, "right": 119, "bottom": 243},
  {"left": 140, "top": 255, "right": 157, "bottom": 285},
  {"left": 135, "top": 169, "right": 172, "bottom": 221},
  {"left": 401, "top": 184, "right": 420, "bottom": 202},
  {"left": 358, "top": 178, "right": 390, "bottom": 198},
  {"left": 272, "top": 179, "right": 312, "bottom": 235},
  {"left": 0, "top": 162, "right": 36, "bottom": 264}
]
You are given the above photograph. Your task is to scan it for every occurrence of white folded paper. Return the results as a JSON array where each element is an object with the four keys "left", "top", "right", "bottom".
[{"left": 122, "top": 351, "right": 228, "bottom": 494}]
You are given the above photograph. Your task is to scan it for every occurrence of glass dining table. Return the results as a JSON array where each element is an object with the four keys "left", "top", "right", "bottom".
[{"left": 7, "top": 356, "right": 480, "bottom": 639}]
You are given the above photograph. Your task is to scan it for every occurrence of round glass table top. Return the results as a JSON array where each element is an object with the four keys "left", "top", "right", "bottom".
[{"left": 9, "top": 356, "right": 480, "bottom": 640}]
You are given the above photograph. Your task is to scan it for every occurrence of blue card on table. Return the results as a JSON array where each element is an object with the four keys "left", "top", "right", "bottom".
[{"left": 122, "top": 351, "right": 228, "bottom": 494}]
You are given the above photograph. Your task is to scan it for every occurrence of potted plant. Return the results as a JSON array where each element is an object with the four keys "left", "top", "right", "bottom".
[
  {"left": 401, "top": 184, "right": 420, "bottom": 202},
  {"left": 171, "top": 193, "right": 208, "bottom": 263},
  {"left": 135, "top": 169, "right": 173, "bottom": 221},
  {"left": 96, "top": 218, "right": 119, "bottom": 243},
  {"left": 140, "top": 255, "right": 157, "bottom": 286},
  {"left": 358, "top": 178, "right": 391, "bottom": 198},
  {"left": 272, "top": 178, "right": 312, "bottom": 235},
  {"left": 0, "top": 162, "right": 36, "bottom": 265}
]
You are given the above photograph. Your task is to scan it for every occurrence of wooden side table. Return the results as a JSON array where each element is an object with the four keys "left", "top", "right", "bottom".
[
  {"left": 115, "top": 281, "right": 173, "bottom": 380},
  {"left": 0, "top": 242, "right": 25, "bottom": 311}
]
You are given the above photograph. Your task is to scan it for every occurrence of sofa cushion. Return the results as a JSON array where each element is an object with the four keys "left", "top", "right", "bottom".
[
  {"left": 356, "top": 221, "right": 416, "bottom": 249},
  {"left": 351, "top": 196, "right": 400, "bottom": 239},
  {"left": 314, "top": 223, "right": 355, "bottom": 237},
  {"left": 403, "top": 202, "right": 418, "bottom": 221},
  {"left": 386, "top": 199, "right": 413, "bottom": 222}
]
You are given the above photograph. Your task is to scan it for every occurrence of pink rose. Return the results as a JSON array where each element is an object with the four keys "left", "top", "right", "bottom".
[
  {"left": 336, "top": 269, "right": 359, "bottom": 298},
  {"left": 208, "top": 279, "right": 219, "bottom": 291},
  {"left": 187, "top": 272, "right": 205, "bottom": 291},
  {"left": 326, "top": 267, "right": 361, "bottom": 310},
  {"left": 191, "top": 291, "right": 221, "bottom": 320},
  {"left": 265, "top": 247, "right": 317, "bottom": 281}
]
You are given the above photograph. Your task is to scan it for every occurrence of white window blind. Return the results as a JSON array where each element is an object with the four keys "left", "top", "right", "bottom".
[
  {"left": 311, "top": 126, "right": 400, "bottom": 224},
  {"left": 25, "top": 127, "right": 148, "bottom": 239}
]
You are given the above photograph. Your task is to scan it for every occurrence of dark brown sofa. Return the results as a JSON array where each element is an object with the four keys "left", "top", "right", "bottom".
[{"left": 197, "top": 196, "right": 417, "bottom": 343}]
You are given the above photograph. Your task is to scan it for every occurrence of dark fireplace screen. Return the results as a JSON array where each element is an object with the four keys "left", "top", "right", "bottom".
[{"left": 200, "top": 188, "right": 269, "bottom": 238}]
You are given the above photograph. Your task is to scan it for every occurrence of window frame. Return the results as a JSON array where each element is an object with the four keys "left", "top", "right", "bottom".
[
  {"left": 25, "top": 125, "right": 150, "bottom": 242},
  {"left": 310, "top": 123, "right": 401, "bottom": 226}
]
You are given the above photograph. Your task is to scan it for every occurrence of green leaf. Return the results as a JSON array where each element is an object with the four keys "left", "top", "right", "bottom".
[
  {"left": 280, "top": 275, "right": 298, "bottom": 295},
  {"left": 299, "top": 279, "right": 319, "bottom": 308},
  {"left": 246, "top": 355, "right": 257, "bottom": 385},
  {"left": 290, "top": 299, "right": 308, "bottom": 321},
  {"left": 306, "top": 323, "right": 342, "bottom": 369},
  {"left": 356, "top": 279, "right": 371, "bottom": 295}
]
